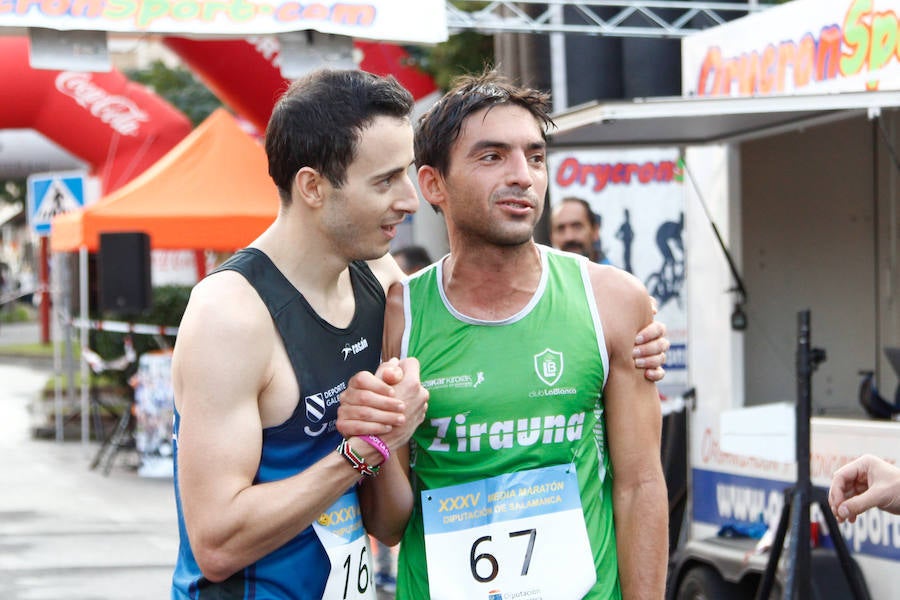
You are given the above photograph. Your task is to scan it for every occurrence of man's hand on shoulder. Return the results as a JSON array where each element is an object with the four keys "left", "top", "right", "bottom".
[{"left": 634, "top": 320, "right": 669, "bottom": 382}]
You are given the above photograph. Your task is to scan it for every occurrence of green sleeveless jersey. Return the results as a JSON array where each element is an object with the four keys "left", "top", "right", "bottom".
[{"left": 396, "top": 245, "right": 621, "bottom": 600}]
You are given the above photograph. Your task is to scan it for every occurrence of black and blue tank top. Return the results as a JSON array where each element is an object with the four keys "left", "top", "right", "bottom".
[{"left": 172, "top": 248, "right": 385, "bottom": 599}]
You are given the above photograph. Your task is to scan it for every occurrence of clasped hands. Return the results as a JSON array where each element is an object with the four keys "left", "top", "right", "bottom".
[{"left": 337, "top": 357, "right": 429, "bottom": 451}]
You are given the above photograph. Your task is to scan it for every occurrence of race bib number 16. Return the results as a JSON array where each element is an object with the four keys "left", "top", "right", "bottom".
[
  {"left": 313, "top": 489, "right": 377, "bottom": 600},
  {"left": 421, "top": 464, "right": 596, "bottom": 600}
]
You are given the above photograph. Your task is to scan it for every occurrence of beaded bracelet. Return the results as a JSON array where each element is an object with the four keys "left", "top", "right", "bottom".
[
  {"left": 337, "top": 438, "right": 380, "bottom": 477},
  {"left": 358, "top": 435, "right": 390, "bottom": 465}
]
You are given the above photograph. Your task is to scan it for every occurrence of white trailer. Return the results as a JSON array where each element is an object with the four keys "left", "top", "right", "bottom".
[{"left": 548, "top": 1, "right": 900, "bottom": 597}]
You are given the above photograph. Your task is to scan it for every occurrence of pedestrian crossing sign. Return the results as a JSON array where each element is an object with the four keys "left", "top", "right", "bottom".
[{"left": 27, "top": 170, "right": 87, "bottom": 236}]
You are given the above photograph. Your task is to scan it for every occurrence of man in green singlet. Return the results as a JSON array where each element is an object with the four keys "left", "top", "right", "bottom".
[{"left": 339, "top": 70, "right": 668, "bottom": 600}]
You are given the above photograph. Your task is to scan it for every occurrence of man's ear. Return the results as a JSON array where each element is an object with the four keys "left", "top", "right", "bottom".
[
  {"left": 417, "top": 165, "right": 445, "bottom": 212},
  {"left": 294, "top": 167, "right": 326, "bottom": 208}
]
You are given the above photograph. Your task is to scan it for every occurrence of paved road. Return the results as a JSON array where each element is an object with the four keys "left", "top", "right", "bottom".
[
  {"left": 0, "top": 323, "right": 397, "bottom": 599},
  {"left": 0, "top": 359, "right": 177, "bottom": 600}
]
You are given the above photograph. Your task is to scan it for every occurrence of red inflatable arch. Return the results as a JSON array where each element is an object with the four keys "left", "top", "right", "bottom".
[
  {"left": 162, "top": 37, "right": 439, "bottom": 134},
  {"left": 0, "top": 37, "right": 192, "bottom": 193}
]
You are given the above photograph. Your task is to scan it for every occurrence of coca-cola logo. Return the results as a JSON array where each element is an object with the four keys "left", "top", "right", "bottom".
[{"left": 55, "top": 72, "right": 149, "bottom": 136}]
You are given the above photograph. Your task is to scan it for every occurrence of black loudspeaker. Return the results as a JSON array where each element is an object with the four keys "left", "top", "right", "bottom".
[{"left": 99, "top": 232, "right": 152, "bottom": 314}]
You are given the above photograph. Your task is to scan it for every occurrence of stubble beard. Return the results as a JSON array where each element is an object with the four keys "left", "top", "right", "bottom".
[{"left": 322, "top": 192, "right": 390, "bottom": 262}]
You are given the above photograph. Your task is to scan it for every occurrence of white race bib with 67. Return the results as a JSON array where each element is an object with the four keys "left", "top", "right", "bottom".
[
  {"left": 421, "top": 463, "right": 595, "bottom": 600},
  {"left": 312, "top": 489, "right": 377, "bottom": 600}
]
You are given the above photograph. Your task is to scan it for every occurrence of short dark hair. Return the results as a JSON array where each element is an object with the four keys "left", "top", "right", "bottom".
[
  {"left": 265, "top": 69, "right": 414, "bottom": 200},
  {"left": 393, "top": 245, "right": 433, "bottom": 273},
  {"left": 559, "top": 196, "right": 599, "bottom": 228},
  {"left": 414, "top": 69, "right": 554, "bottom": 178}
]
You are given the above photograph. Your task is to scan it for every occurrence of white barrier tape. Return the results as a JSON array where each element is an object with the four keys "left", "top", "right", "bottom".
[{"left": 72, "top": 317, "right": 179, "bottom": 337}]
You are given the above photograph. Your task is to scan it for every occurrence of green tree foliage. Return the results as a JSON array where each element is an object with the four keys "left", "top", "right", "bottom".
[
  {"left": 410, "top": 31, "right": 494, "bottom": 92},
  {"left": 0, "top": 179, "right": 24, "bottom": 206},
  {"left": 409, "top": 1, "right": 495, "bottom": 91},
  {"left": 126, "top": 61, "right": 221, "bottom": 126}
]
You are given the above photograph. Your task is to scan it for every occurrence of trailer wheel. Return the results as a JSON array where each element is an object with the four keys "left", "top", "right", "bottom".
[{"left": 676, "top": 565, "right": 732, "bottom": 600}]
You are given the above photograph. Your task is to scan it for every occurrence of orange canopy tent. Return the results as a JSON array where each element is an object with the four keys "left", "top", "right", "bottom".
[{"left": 50, "top": 108, "right": 279, "bottom": 253}]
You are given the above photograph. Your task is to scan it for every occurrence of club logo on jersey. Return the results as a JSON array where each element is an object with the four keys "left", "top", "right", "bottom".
[
  {"left": 303, "top": 382, "right": 346, "bottom": 436},
  {"left": 534, "top": 348, "right": 564, "bottom": 386},
  {"left": 341, "top": 336, "right": 369, "bottom": 361},
  {"left": 304, "top": 393, "right": 327, "bottom": 436}
]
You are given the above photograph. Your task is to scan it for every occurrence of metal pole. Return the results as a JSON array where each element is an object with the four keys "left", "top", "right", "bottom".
[
  {"left": 39, "top": 236, "right": 50, "bottom": 344},
  {"left": 792, "top": 310, "right": 813, "bottom": 599},
  {"left": 52, "top": 252, "right": 63, "bottom": 442},
  {"left": 80, "top": 246, "right": 90, "bottom": 446},
  {"left": 549, "top": 4, "right": 568, "bottom": 113}
]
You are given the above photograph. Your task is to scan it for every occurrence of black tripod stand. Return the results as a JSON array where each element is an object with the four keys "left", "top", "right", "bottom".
[{"left": 755, "top": 311, "right": 870, "bottom": 600}]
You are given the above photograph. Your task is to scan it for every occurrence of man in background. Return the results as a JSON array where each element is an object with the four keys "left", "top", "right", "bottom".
[
  {"left": 393, "top": 245, "right": 433, "bottom": 275},
  {"left": 550, "top": 196, "right": 611, "bottom": 264}
]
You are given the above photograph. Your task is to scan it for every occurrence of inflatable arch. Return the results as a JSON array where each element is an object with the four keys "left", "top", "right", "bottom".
[
  {"left": 162, "top": 37, "right": 439, "bottom": 133},
  {"left": 0, "top": 37, "right": 193, "bottom": 193},
  {"left": 0, "top": 35, "right": 436, "bottom": 192}
]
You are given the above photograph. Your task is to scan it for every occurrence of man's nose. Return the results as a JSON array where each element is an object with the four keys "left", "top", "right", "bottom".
[
  {"left": 395, "top": 174, "right": 420, "bottom": 214},
  {"left": 505, "top": 152, "right": 534, "bottom": 189}
]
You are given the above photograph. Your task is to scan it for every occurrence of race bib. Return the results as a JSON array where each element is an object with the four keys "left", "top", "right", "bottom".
[
  {"left": 421, "top": 464, "right": 596, "bottom": 600},
  {"left": 312, "top": 489, "right": 377, "bottom": 600}
]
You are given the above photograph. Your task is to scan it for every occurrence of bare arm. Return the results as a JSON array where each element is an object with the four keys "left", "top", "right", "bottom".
[
  {"left": 173, "top": 273, "right": 379, "bottom": 582},
  {"left": 591, "top": 266, "right": 668, "bottom": 599},
  {"left": 829, "top": 454, "right": 900, "bottom": 523},
  {"left": 339, "top": 282, "right": 424, "bottom": 544}
]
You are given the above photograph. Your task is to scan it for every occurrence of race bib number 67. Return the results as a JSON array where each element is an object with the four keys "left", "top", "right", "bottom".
[{"left": 421, "top": 464, "right": 596, "bottom": 600}]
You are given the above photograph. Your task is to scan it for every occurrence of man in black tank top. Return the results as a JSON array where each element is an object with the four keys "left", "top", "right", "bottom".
[
  {"left": 171, "top": 68, "right": 670, "bottom": 600},
  {"left": 170, "top": 69, "right": 431, "bottom": 600}
]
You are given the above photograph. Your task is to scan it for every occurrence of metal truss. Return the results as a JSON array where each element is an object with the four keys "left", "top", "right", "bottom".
[{"left": 446, "top": 1, "right": 770, "bottom": 38}]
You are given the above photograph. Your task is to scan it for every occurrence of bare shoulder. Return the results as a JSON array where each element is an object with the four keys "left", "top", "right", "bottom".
[
  {"left": 366, "top": 254, "right": 405, "bottom": 295},
  {"left": 180, "top": 271, "right": 270, "bottom": 339},
  {"left": 174, "top": 271, "right": 275, "bottom": 381},
  {"left": 585, "top": 263, "right": 654, "bottom": 346},
  {"left": 587, "top": 263, "right": 652, "bottom": 305}
]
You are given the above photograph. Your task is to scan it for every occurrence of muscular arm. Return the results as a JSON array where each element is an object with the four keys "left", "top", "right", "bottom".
[
  {"left": 341, "top": 282, "right": 424, "bottom": 545},
  {"left": 591, "top": 266, "right": 668, "bottom": 599},
  {"left": 173, "top": 273, "right": 379, "bottom": 582}
]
